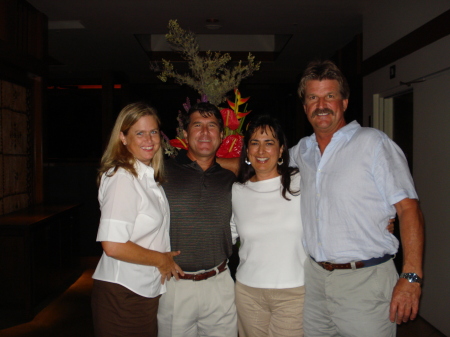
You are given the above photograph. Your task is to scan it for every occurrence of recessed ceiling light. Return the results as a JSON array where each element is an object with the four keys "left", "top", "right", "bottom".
[
  {"left": 205, "top": 18, "right": 222, "bottom": 30},
  {"left": 136, "top": 33, "right": 292, "bottom": 62}
]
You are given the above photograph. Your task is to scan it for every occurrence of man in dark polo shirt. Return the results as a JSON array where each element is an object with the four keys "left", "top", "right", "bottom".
[{"left": 157, "top": 102, "right": 237, "bottom": 337}]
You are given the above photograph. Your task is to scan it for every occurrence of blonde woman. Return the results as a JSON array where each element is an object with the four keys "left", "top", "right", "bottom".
[{"left": 91, "top": 102, "right": 184, "bottom": 336}]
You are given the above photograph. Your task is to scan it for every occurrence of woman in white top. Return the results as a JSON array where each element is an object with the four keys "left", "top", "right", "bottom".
[
  {"left": 231, "top": 115, "right": 306, "bottom": 337},
  {"left": 91, "top": 102, "right": 184, "bottom": 336}
]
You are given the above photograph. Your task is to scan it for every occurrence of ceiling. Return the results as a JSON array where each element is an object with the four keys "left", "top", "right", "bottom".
[{"left": 28, "top": 0, "right": 370, "bottom": 85}]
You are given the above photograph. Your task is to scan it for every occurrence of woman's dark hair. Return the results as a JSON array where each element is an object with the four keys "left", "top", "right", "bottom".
[{"left": 237, "top": 114, "right": 299, "bottom": 200}]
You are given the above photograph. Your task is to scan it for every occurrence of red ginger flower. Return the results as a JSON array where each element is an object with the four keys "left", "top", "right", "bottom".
[
  {"left": 169, "top": 137, "right": 188, "bottom": 150},
  {"left": 216, "top": 135, "right": 243, "bottom": 158},
  {"left": 220, "top": 108, "right": 240, "bottom": 130}
]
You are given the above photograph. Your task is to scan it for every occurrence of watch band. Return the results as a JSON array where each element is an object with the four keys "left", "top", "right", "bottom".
[{"left": 399, "top": 272, "right": 423, "bottom": 285}]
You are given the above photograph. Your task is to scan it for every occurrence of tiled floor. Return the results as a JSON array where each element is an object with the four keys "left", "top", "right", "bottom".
[{"left": 0, "top": 258, "right": 446, "bottom": 337}]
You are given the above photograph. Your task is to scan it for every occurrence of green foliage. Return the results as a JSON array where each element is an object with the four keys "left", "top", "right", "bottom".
[{"left": 156, "top": 20, "right": 261, "bottom": 106}]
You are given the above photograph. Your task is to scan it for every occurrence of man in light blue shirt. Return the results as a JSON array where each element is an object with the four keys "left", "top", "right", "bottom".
[{"left": 289, "top": 60, "right": 424, "bottom": 337}]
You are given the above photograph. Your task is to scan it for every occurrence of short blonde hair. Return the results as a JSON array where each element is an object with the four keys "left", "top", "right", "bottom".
[{"left": 97, "top": 102, "right": 165, "bottom": 185}]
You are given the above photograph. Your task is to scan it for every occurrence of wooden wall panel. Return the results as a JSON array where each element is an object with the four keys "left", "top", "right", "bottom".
[
  {"left": 2, "top": 109, "right": 28, "bottom": 154},
  {"left": 2, "top": 80, "right": 28, "bottom": 111},
  {"left": 0, "top": 79, "right": 31, "bottom": 215},
  {"left": 3, "top": 194, "right": 29, "bottom": 214},
  {"left": 0, "top": 154, "right": 2, "bottom": 201},
  {"left": 0, "top": 0, "right": 47, "bottom": 208},
  {"left": 4, "top": 156, "right": 27, "bottom": 195}
]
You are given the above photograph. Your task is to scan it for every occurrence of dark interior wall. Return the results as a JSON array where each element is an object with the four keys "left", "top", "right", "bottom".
[
  {"left": 43, "top": 88, "right": 103, "bottom": 256},
  {"left": 43, "top": 164, "right": 101, "bottom": 256}
]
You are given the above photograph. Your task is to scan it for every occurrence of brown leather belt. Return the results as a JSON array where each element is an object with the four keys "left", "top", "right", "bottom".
[
  {"left": 178, "top": 260, "right": 228, "bottom": 281},
  {"left": 313, "top": 254, "right": 393, "bottom": 272}
]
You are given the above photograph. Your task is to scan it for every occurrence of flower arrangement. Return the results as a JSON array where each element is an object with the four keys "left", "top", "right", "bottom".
[
  {"left": 153, "top": 20, "right": 259, "bottom": 158},
  {"left": 164, "top": 89, "right": 252, "bottom": 158}
]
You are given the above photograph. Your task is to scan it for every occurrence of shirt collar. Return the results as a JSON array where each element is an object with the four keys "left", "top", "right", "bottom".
[
  {"left": 175, "top": 149, "right": 194, "bottom": 165},
  {"left": 334, "top": 120, "right": 360, "bottom": 141},
  {"left": 175, "top": 149, "right": 220, "bottom": 172},
  {"left": 306, "top": 120, "right": 361, "bottom": 148},
  {"left": 134, "top": 159, "right": 155, "bottom": 180}
]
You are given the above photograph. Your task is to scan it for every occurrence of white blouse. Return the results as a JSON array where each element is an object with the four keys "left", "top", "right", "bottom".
[
  {"left": 92, "top": 160, "right": 170, "bottom": 298},
  {"left": 231, "top": 173, "right": 307, "bottom": 289}
]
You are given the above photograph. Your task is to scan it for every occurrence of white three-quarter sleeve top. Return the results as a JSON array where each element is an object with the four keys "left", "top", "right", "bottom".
[
  {"left": 231, "top": 173, "right": 307, "bottom": 289},
  {"left": 92, "top": 160, "right": 170, "bottom": 297}
]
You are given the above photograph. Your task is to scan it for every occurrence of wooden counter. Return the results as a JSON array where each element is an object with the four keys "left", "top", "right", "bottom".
[{"left": 0, "top": 204, "right": 81, "bottom": 321}]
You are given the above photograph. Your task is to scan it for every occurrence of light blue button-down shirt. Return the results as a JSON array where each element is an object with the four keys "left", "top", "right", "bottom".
[{"left": 290, "top": 121, "right": 418, "bottom": 263}]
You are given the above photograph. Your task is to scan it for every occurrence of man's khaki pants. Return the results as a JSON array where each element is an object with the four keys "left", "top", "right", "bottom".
[
  {"left": 304, "top": 257, "right": 397, "bottom": 337},
  {"left": 157, "top": 267, "right": 237, "bottom": 337}
]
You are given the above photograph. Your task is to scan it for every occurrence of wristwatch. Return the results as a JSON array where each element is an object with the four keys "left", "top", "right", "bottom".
[{"left": 399, "top": 273, "right": 423, "bottom": 285}]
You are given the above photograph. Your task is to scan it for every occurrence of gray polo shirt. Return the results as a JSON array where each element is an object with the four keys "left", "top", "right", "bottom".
[{"left": 163, "top": 150, "right": 236, "bottom": 271}]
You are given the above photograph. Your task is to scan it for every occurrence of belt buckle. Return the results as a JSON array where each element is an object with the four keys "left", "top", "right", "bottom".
[
  {"left": 191, "top": 271, "right": 208, "bottom": 281},
  {"left": 192, "top": 270, "right": 212, "bottom": 281},
  {"left": 321, "top": 262, "right": 335, "bottom": 271}
]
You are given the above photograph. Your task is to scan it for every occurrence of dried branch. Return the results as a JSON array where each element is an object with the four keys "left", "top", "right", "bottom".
[{"left": 155, "top": 20, "right": 260, "bottom": 105}]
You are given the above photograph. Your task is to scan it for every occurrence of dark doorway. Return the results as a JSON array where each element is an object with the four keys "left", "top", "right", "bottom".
[
  {"left": 389, "top": 90, "right": 414, "bottom": 273},
  {"left": 392, "top": 91, "right": 414, "bottom": 174}
]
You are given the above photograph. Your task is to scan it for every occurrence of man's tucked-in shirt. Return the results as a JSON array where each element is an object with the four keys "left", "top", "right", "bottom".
[
  {"left": 163, "top": 150, "right": 236, "bottom": 271},
  {"left": 290, "top": 121, "right": 418, "bottom": 263}
]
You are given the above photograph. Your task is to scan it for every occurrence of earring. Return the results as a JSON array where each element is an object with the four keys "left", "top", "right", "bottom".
[
  {"left": 278, "top": 158, "right": 284, "bottom": 166},
  {"left": 245, "top": 157, "right": 251, "bottom": 165},
  {"left": 123, "top": 142, "right": 127, "bottom": 146}
]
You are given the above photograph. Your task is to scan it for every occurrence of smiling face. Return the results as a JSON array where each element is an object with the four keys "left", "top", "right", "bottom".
[
  {"left": 119, "top": 115, "right": 161, "bottom": 165},
  {"left": 183, "top": 111, "right": 223, "bottom": 162},
  {"left": 247, "top": 126, "right": 283, "bottom": 181},
  {"left": 303, "top": 79, "right": 348, "bottom": 136}
]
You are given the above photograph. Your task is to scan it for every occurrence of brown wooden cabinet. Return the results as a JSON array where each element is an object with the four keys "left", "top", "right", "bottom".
[{"left": 0, "top": 204, "right": 81, "bottom": 321}]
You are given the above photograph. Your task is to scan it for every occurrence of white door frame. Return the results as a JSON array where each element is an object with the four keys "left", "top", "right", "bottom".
[{"left": 372, "top": 93, "right": 393, "bottom": 139}]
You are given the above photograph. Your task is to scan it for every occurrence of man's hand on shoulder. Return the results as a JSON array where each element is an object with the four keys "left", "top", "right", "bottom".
[
  {"left": 389, "top": 277, "right": 421, "bottom": 324},
  {"left": 216, "top": 157, "right": 239, "bottom": 176}
]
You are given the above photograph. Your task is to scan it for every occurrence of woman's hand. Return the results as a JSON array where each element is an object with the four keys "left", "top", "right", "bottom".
[
  {"left": 102, "top": 241, "right": 184, "bottom": 284},
  {"left": 387, "top": 218, "right": 395, "bottom": 234},
  {"left": 157, "top": 251, "right": 185, "bottom": 284}
]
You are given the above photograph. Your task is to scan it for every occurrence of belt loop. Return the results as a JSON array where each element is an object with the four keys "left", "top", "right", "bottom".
[
  {"left": 350, "top": 262, "right": 357, "bottom": 270},
  {"left": 213, "top": 267, "right": 219, "bottom": 275}
]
